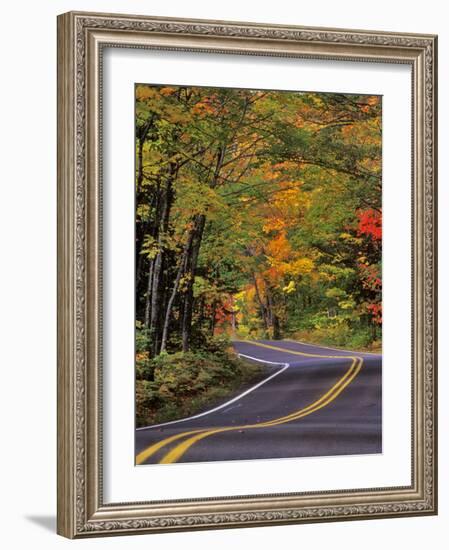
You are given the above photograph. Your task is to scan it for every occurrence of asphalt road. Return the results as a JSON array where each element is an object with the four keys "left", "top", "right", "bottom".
[{"left": 135, "top": 339, "right": 382, "bottom": 465}]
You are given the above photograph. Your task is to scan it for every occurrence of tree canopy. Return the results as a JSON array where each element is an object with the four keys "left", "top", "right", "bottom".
[{"left": 135, "top": 84, "right": 382, "bottom": 357}]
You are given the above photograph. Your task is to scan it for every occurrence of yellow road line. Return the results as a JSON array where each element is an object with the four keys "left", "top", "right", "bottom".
[
  {"left": 283, "top": 338, "right": 381, "bottom": 356},
  {"left": 136, "top": 429, "right": 205, "bottom": 464},
  {"left": 136, "top": 342, "right": 364, "bottom": 465},
  {"left": 159, "top": 357, "right": 362, "bottom": 464},
  {"left": 233, "top": 340, "right": 353, "bottom": 360}
]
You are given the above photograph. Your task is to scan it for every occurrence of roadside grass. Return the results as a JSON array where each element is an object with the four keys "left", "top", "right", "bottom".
[
  {"left": 136, "top": 340, "right": 266, "bottom": 428},
  {"left": 286, "top": 328, "right": 382, "bottom": 353},
  {"left": 235, "top": 328, "right": 381, "bottom": 353}
]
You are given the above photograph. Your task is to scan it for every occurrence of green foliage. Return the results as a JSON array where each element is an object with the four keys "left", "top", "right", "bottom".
[
  {"left": 135, "top": 321, "right": 150, "bottom": 353},
  {"left": 153, "top": 350, "right": 238, "bottom": 395},
  {"left": 190, "top": 330, "right": 233, "bottom": 357},
  {"left": 136, "top": 380, "right": 160, "bottom": 426},
  {"left": 135, "top": 322, "right": 155, "bottom": 380},
  {"left": 135, "top": 336, "right": 264, "bottom": 427},
  {"left": 291, "top": 322, "right": 378, "bottom": 351}
]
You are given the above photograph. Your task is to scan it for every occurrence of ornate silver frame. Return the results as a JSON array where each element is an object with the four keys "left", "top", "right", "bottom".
[{"left": 57, "top": 11, "right": 438, "bottom": 538}]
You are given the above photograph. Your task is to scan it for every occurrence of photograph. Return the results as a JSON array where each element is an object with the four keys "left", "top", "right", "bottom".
[{"left": 134, "top": 84, "right": 383, "bottom": 465}]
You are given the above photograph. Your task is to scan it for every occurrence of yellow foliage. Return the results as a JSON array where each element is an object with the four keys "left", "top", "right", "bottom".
[
  {"left": 160, "top": 87, "right": 177, "bottom": 96},
  {"left": 282, "top": 280, "right": 296, "bottom": 294},
  {"left": 136, "top": 85, "right": 158, "bottom": 101},
  {"left": 284, "top": 258, "right": 315, "bottom": 276},
  {"left": 263, "top": 217, "right": 286, "bottom": 232}
]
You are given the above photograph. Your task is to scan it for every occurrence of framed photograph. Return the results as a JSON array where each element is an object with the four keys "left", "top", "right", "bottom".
[{"left": 57, "top": 11, "right": 437, "bottom": 538}]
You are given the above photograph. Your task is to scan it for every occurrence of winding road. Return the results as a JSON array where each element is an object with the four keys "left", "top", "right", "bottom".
[{"left": 135, "top": 339, "right": 382, "bottom": 465}]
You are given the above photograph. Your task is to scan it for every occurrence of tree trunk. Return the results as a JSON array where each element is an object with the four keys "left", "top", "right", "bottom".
[
  {"left": 209, "top": 301, "right": 217, "bottom": 336},
  {"left": 266, "top": 285, "right": 281, "bottom": 340},
  {"left": 149, "top": 251, "right": 163, "bottom": 355},
  {"left": 139, "top": 179, "right": 160, "bottom": 328},
  {"left": 272, "top": 314, "right": 281, "bottom": 340},
  {"left": 144, "top": 259, "right": 154, "bottom": 329},
  {"left": 137, "top": 135, "right": 144, "bottom": 194},
  {"left": 181, "top": 214, "right": 206, "bottom": 352},
  {"left": 135, "top": 250, "right": 144, "bottom": 292},
  {"left": 265, "top": 285, "right": 282, "bottom": 339},
  {"left": 231, "top": 310, "right": 236, "bottom": 333},
  {"left": 253, "top": 274, "right": 269, "bottom": 331},
  {"left": 160, "top": 228, "right": 196, "bottom": 353},
  {"left": 136, "top": 115, "right": 155, "bottom": 194},
  {"left": 149, "top": 178, "right": 174, "bottom": 356}
]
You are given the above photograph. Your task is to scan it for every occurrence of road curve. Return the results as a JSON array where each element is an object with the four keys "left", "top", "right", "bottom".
[{"left": 135, "top": 339, "right": 382, "bottom": 465}]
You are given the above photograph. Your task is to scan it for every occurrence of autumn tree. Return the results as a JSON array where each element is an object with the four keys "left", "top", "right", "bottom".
[{"left": 135, "top": 85, "right": 382, "bottom": 355}]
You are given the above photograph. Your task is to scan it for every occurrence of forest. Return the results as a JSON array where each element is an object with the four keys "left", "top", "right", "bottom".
[{"left": 135, "top": 84, "right": 382, "bottom": 426}]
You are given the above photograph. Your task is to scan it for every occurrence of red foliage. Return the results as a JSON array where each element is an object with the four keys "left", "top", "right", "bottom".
[
  {"left": 357, "top": 209, "right": 382, "bottom": 241},
  {"left": 358, "top": 263, "right": 381, "bottom": 292},
  {"left": 358, "top": 262, "right": 382, "bottom": 324},
  {"left": 366, "top": 302, "right": 382, "bottom": 324},
  {"left": 215, "top": 305, "right": 228, "bottom": 323},
  {"left": 214, "top": 297, "right": 236, "bottom": 324}
]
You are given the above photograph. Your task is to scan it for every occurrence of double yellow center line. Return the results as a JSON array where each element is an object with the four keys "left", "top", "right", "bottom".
[{"left": 136, "top": 341, "right": 364, "bottom": 465}]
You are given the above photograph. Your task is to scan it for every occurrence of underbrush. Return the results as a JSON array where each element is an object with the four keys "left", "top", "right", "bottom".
[
  {"left": 135, "top": 334, "right": 264, "bottom": 427},
  {"left": 289, "top": 322, "right": 381, "bottom": 352}
]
